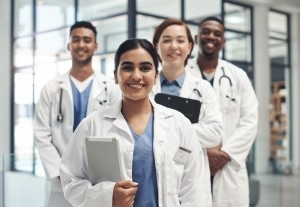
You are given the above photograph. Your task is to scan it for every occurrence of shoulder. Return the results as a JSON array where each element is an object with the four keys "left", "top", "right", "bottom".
[
  {"left": 40, "top": 75, "right": 65, "bottom": 93},
  {"left": 93, "top": 72, "right": 111, "bottom": 82},
  {"left": 221, "top": 60, "right": 247, "bottom": 75},
  {"left": 185, "top": 72, "right": 212, "bottom": 90}
]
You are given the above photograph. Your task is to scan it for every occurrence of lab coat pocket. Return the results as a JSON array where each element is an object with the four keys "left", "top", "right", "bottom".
[
  {"left": 219, "top": 89, "right": 241, "bottom": 115},
  {"left": 163, "top": 150, "right": 183, "bottom": 207}
]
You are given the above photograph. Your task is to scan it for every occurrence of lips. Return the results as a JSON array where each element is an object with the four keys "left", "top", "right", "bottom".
[{"left": 168, "top": 53, "right": 180, "bottom": 58}]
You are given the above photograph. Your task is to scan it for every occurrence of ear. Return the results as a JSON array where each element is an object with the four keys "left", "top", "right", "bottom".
[
  {"left": 153, "top": 73, "right": 158, "bottom": 85},
  {"left": 67, "top": 43, "right": 70, "bottom": 51},
  {"left": 221, "top": 38, "right": 226, "bottom": 50},
  {"left": 188, "top": 41, "right": 192, "bottom": 53},
  {"left": 194, "top": 35, "right": 198, "bottom": 44},
  {"left": 94, "top": 42, "right": 98, "bottom": 51},
  {"left": 114, "top": 72, "right": 119, "bottom": 84}
]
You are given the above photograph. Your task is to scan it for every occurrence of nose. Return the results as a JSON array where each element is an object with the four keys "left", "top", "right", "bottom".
[
  {"left": 207, "top": 32, "right": 215, "bottom": 39},
  {"left": 78, "top": 40, "right": 85, "bottom": 47},
  {"left": 170, "top": 40, "right": 178, "bottom": 50},
  {"left": 131, "top": 68, "right": 142, "bottom": 80}
]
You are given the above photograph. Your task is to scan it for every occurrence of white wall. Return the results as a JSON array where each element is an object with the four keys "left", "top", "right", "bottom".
[
  {"left": 0, "top": 1, "right": 11, "bottom": 207},
  {"left": 253, "top": 4, "right": 271, "bottom": 174},
  {"left": 290, "top": 13, "right": 300, "bottom": 170}
]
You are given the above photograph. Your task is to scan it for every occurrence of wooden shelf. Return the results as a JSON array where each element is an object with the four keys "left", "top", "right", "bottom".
[{"left": 269, "top": 82, "right": 287, "bottom": 161}]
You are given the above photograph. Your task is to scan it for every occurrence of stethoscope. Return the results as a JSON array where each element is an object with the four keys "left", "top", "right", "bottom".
[
  {"left": 218, "top": 67, "right": 236, "bottom": 102},
  {"left": 57, "top": 81, "right": 108, "bottom": 123}
]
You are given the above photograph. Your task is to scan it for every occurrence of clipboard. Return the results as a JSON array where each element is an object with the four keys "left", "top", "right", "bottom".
[
  {"left": 85, "top": 137, "right": 122, "bottom": 185},
  {"left": 154, "top": 93, "right": 201, "bottom": 123}
]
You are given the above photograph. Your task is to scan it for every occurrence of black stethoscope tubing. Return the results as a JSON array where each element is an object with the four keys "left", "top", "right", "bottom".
[
  {"left": 218, "top": 67, "right": 235, "bottom": 102},
  {"left": 219, "top": 67, "right": 232, "bottom": 87},
  {"left": 56, "top": 81, "right": 107, "bottom": 123}
]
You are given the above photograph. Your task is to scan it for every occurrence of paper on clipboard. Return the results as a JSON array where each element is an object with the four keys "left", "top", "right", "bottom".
[
  {"left": 154, "top": 93, "right": 201, "bottom": 123},
  {"left": 85, "top": 137, "right": 122, "bottom": 185}
]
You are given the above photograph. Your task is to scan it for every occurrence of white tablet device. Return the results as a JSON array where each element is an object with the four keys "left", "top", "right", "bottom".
[{"left": 85, "top": 137, "right": 122, "bottom": 185}]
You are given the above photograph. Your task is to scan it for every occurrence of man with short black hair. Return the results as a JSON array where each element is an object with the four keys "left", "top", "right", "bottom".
[
  {"left": 187, "top": 16, "right": 259, "bottom": 207},
  {"left": 34, "top": 21, "right": 120, "bottom": 207}
]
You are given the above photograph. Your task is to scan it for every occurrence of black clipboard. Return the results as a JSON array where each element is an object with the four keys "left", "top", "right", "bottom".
[
  {"left": 85, "top": 137, "right": 122, "bottom": 185},
  {"left": 154, "top": 93, "right": 201, "bottom": 123}
]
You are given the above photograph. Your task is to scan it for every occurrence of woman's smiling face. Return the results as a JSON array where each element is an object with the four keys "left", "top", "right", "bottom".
[{"left": 114, "top": 47, "right": 157, "bottom": 102}]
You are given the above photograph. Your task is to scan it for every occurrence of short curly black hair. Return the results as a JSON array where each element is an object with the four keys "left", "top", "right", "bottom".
[{"left": 70, "top": 21, "right": 97, "bottom": 37}]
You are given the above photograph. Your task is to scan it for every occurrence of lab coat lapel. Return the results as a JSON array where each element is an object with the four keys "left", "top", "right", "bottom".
[
  {"left": 152, "top": 101, "right": 171, "bottom": 145},
  {"left": 180, "top": 73, "right": 196, "bottom": 98},
  {"left": 213, "top": 62, "right": 223, "bottom": 93},
  {"left": 105, "top": 101, "right": 133, "bottom": 140},
  {"left": 57, "top": 72, "right": 73, "bottom": 103}
]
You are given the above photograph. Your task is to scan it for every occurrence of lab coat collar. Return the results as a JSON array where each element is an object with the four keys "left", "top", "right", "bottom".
[
  {"left": 56, "top": 70, "right": 110, "bottom": 97},
  {"left": 90, "top": 72, "right": 110, "bottom": 100},
  {"left": 102, "top": 98, "right": 175, "bottom": 120},
  {"left": 102, "top": 99, "right": 172, "bottom": 142},
  {"left": 56, "top": 71, "right": 71, "bottom": 90}
]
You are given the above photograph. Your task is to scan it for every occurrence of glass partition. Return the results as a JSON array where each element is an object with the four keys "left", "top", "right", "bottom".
[
  {"left": 14, "top": 71, "right": 35, "bottom": 171},
  {"left": 36, "top": 0, "right": 74, "bottom": 32},
  {"left": 185, "top": 0, "right": 221, "bottom": 22},
  {"left": 93, "top": 16, "right": 128, "bottom": 53},
  {"left": 78, "top": 0, "right": 127, "bottom": 20},
  {"left": 14, "top": 0, "right": 33, "bottom": 37},
  {"left": 14, "top": 37, "right": 33, "bottom": 68},
  {"left": 35, "top": 28, "right": 69, "bottom": 64},
  {"left": 137, "top": 0, "right": 181, "bottom": 18},
  {"left": 269, "top": 10, "right": 291, "bottom": 177},
  {"left": 224, "top": 2, "right": 252, "bottom": 63}
]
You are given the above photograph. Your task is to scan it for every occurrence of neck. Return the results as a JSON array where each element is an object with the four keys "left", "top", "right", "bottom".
[
  {"left": 161, "top": 65, "right": 185, "bottom": 82},
  {"left": 70, "top": 64, "right": 94, "bottom": 82},
  {"left": 121, "top": 98, "right": 152, "bottom": 118},
  {"left": 197, "top": 55, "right": 218, "bottom": 74}
]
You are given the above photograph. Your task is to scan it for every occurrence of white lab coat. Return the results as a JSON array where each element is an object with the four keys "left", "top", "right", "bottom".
[
  {"left": 150, "top": 72, "right": 223, "bottom": 207},
  {"left": 59, "top": 99, "right": 206, "bottom": 207},
  {"left": 34, "top": 71, "right": 121, "bottom": 207},
  {"left": 187, "top": 59, "right": 259, "bottom": 207}
]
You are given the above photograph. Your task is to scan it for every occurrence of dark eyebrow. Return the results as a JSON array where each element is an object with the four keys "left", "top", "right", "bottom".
[
  {"left": 120, "top": 61, "right": 133, "bottom": 66},
  {"left": 139, "top": 61, "right": 153, "bottom": 66},
  {"left": 71, "top": 35, "right": 92, "bottom": 39},
  {"left": 120, "top": 61, "right": 153, "bottom": 66}
]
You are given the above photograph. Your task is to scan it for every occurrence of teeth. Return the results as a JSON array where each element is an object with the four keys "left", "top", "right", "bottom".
[
  {"left": 129, "top": 84, "right": 144, "bottom": 88},
  {"left": 206, "top": 43, "right": 214, "bottom": 48}
]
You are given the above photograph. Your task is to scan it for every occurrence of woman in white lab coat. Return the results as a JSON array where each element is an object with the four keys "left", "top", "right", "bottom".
[
  {"left": 151, "top": 18, "right": 223, "bottom": 207},
  {"left": 59, "top": 38, "right": 206, "bottom": 207}
]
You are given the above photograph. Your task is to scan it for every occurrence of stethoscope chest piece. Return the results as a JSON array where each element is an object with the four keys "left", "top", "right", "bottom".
[{"left": 57, "top": 114, "right": 63, "bottom": 122}]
